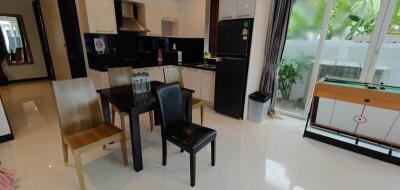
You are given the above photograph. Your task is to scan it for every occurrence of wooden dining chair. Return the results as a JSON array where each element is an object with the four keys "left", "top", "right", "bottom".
[
  {"left": 155, "top": 83, "right": 216, "bottom": 187},
  {"left": 52, "top": 78, "right": 128, "bottom": 190},
  {"left": 108, "top": 67, "right": 154, "bottom": 132},
  {"left": 164, "top": 67, "right": 205, "bottom": 125}
]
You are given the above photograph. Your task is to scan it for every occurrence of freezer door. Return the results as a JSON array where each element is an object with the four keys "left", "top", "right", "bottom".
[{"left": 217, "top": 19, "right": 252, "bottom": 56}]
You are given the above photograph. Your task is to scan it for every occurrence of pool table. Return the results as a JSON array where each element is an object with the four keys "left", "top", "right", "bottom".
[{"left": 304, "top": 78, "right": 400, "bottom": 165}]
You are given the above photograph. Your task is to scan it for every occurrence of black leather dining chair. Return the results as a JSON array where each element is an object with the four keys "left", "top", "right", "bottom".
[{"left": 155, "top": 83, "right": 217, "bottom": 187}]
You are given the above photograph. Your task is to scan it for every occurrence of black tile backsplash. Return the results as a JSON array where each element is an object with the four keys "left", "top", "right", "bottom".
[
  {"left": 85, "top": 32, "right": 204, "bottom": 70},
  {"left": 137, "top": 36, "right": 204, "bottom": 64}
]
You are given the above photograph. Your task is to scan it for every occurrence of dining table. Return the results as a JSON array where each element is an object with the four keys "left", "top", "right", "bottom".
[{"left": 97, "top": 81, "right": 194, "bottom": 172}]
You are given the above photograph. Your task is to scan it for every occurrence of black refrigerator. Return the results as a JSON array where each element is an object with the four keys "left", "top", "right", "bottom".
[{"left": 214, "top": 19, "right": 253, "bottom": 119}]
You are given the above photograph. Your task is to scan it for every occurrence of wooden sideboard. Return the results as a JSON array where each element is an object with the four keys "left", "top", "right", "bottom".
[{"left": 304, "top": 78, "right": 400, "bottom": 165}]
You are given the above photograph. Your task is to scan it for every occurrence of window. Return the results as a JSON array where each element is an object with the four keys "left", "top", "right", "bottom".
[{"left": 0, "top": 14, "right": 33, "bottom": 65}]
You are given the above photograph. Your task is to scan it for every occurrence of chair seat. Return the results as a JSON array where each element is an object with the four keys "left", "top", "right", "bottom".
[
  {"left": 192, "top": 98, "right": 204, "bottom": 108},
  {"left": 64, "top": 123, "right": 122, "bottom": 150},
  {"left": 166, "top": 122, "right": 216, "bottom": 153}
]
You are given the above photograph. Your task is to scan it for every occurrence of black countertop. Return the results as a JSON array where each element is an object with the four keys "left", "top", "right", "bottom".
[{"left": 91, "top": 62, "right": 216, "bottom": 72}]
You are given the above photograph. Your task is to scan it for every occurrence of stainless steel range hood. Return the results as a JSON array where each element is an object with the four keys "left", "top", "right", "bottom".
[{"left": 120, "top": 2, "right": 149, "bottom": 32}]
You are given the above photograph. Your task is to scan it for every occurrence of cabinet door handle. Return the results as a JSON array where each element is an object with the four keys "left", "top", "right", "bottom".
[
  {"left": 96, "top": 30, "right": 114, "bottom": 33},
  {"left": 222, "top": 15, "right": 232, "bottom": 18},
  {"left": 364, "top": 99, "right": 370, "bottom": 103},
  {"left": 238, "top": 14, "right": 251, "bottom": 18}
]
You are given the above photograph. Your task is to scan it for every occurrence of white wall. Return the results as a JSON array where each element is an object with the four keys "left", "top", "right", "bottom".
[
  {"left": 243, "top": 0, "right": 271, "bottom": 119},
  {"left": 0, "top": 0, "right": 48, "bottom": 81}
]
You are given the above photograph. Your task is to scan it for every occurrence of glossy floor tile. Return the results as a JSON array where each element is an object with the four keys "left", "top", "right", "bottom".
[{"left": 1, "top": 80, "right": 400, "bottom": 190}]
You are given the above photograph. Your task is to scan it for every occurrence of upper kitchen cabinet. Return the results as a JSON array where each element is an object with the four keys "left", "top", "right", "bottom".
[
  {"left": 85, "top": 0, "right": 118, "bottom": 34},
  {"left": 137, "top": 0, "right": 162, "bottom": 36},
  {"left": 236, "top": 0, "right": 256, "bottom": 19},
  {"left": 161, "top": 0, "right": 179, "bottom": 22},
  {"left": 219, "top": 0, "right": 236, "bottom": 20},
  {"left": 219, "top": 0, "right": 256, "bottom": 20},
  {"left": 179, "top": 0, "right": 206, "bottom": 38}
]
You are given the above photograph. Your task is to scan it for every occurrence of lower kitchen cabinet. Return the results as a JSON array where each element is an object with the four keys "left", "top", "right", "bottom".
[
  {"left": 181, "top": 67, "right": 201, "bottom": 99},
  {"left": 200, "top": 70, "right": 215, "bottom": 103},
  {"left": 87, "top": 69, "right": 110, "bottom": 90},
  {"left": 148, "top": 67, "right": 165, "bottom": 82},
  {"left": 133, "top": 67, "right": 165, "bottom": 83},
  {"left": 181, "top": 67, "right": 215, "bottom": 103}
]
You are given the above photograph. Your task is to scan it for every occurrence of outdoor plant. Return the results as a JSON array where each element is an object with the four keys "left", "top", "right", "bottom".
[
  {"left": 278, "top": 55, "right": 314, "bottom": 100},
  {"left": 287, "top": 0, "right": 400, "bottom": 40}
]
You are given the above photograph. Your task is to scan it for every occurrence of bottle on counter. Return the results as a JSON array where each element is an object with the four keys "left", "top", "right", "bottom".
[{"left": 157, "top": 49, "right": 163, "bottom": 65}]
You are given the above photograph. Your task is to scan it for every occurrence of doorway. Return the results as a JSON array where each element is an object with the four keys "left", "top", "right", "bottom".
[
  {"left": 276, "top": 0, "right": 400, "bottom": 118},
  {"left": 32, "top": 0, "right": 55, "bottom": 80},
  {"left": 57, "top": 0, "right": 87, "bottom": 78}
]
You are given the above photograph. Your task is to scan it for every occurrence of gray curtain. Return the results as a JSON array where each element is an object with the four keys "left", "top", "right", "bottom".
[{"left": 259, "top": 0, "right": 293, "bottom": 113}]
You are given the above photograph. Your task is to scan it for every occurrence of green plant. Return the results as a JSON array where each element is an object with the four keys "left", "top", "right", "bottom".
[
  {"left": 278, "top": 55, "right": 314, "bottom": 100},
  {"left": 287, "top": 0, "right": 400, "bottom": 40}
]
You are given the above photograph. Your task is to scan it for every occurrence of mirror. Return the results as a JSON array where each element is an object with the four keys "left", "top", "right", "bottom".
[{"left": 0, "top": 14, "right": 33, "bottom": 65}]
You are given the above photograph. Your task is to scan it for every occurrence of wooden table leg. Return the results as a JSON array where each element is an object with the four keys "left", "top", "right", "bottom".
[
  {"left": 100, "top": 95, "right": 111, "bottom": 124},
  {"left": 129, "top": 112, "right": 143, "bottom": 172}
]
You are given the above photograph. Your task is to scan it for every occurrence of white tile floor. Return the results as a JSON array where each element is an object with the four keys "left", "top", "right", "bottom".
[{"left": 1, "top": 81, "right": 400, "bottom": 190}]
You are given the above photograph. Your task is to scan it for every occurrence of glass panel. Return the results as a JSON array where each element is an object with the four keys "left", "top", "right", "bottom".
[
  {"left": 276, "top": 0, "right": 327, "bottom": 115},
  {"left": 318, "top": 0, "right": 381, "bottom": 81},
  {"left": 372, "top": 0, "right": 400, "bottom": 86}
]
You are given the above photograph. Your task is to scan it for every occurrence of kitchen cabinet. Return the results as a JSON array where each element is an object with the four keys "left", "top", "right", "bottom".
[
  {"left": 137, "top": 0, "right": 162, "bottom": 36},
  {"left": 147, "top": 67, "right": 165, "bottom": 82},
  {"left": 219, "top": 0, "right": 256, "bottom": 20},
  {"left": 181, "top": 67, "right": 201, "bottom": 99},
  {"left": 219, "top": 0, "right": 237, "bottom": 20},
  {"left": 161, "top": 0, "right": 179, "bottom": 22},
  {"left": 179, "top": 0, "right": 206, "bottom": 38},
  {"left": 236, "top": 0, "right": 256, "bottom": 18},
  {"left": 133, "top": 67, "right": 165, "bottom": 82},
  {"left": 87, "top": 69, "right": 110, "bottom": 90},
  {"left": 85, "top": 0, "right": 118, "bottom": 34},
  {"left": 181, "top": 67, "right": 216, "bottom": 103},
  {"left": 200, "top": 70, "right": 216, "bottom": 103}
]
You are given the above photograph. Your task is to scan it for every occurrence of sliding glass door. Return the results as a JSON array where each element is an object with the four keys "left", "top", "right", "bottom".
[
  {"left": 276, "top": 0, "right": 400, "bottom": 118},
  {"left": 276, "top": 0, "right": 328, "bottom": 115},
  {"left": 318, "top": 0, "right": 382, "bottom": 81},
  {"left": 371, "top": 0, "right": 400, "bottom": 86}
]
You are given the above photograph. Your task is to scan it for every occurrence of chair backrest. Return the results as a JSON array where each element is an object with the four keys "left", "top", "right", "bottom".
[
  {"left": 155, "top": 83, "right": 186, "bottom": 131},
  {"left": 108, "top": 67, "right": 132, "bottom": 88},
  {"left": 52, "top": 78, "right": 103, "bottom": 136},
  {"left": 164, "top": 67, "right": 183, "bottom": 86}
]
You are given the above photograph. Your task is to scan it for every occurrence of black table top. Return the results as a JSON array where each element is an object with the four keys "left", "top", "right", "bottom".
[{"left": 97, "top": 81, "right": 194, "bottom": 113}]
